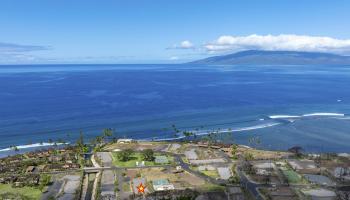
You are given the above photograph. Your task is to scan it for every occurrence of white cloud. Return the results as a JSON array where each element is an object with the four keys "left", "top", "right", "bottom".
[
  {"left": 180, "top": 40, "right": 194, "bottom": 49},
  {"left": 204, "top": 34, "right": 350, "bottom": 54},
  {"left": 169, "top": 40, "right": 194, "bottom": 49},
  {"left": 169, "top": 56, "right": 179, "bottom": 60}
]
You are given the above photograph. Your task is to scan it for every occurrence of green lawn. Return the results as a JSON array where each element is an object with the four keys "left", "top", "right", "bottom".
[
  {"left": 202, "top": 170, "right": 220, "bottom": 178},
  {"left": 199, "top": 183, "right": 225, "bottom": 192},
  {"left": 0, "top": 184, "right": 42, "bottom": 200},
  {"left": 282, "top": 169, "right": 306, "bottom": 184},
  {"left": 122, "top": 182, "right": 131, "bottom": 192},
  {"left": 112, "top": 152, "right": 173, "bottom": 167}
]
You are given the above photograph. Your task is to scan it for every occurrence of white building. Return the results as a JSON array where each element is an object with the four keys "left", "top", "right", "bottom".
[{"left": 117, "top": 139, "right": 135, "bottom": 144}]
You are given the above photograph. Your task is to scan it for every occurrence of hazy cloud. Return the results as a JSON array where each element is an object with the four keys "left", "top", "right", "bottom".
[
  {"left": 169, "top": 56, "right": 179, "bottom": 60},
  {"left": 0, "top": 42, "right": 50, "bottom": 53},
  {"left": 168, "top": 40, "right": 195, "bottom": 49},
  {"left": 204, "top": 34, "right": 350, "bottom": 54}
]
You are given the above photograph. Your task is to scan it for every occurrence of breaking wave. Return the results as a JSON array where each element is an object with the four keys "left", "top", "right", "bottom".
[
  {"left": 0, "top": 142, "right": 66, "bottom": 152},
  {"left": 269, "top": 112, "right": 345, "bottom": 119},
  {"left": 149, "top": 122, "right": 281, "bottom": 141}
]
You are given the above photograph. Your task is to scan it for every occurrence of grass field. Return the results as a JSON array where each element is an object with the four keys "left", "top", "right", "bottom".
[
  {"left": 112, "top": 152, "right": 173, "bottom": 167},
  {"left": 199, "top": 183, "right": 226, "bottom": 192},
  {"left": 201, "top": 170, "right": 220, "bottom": 178},
  {"left": 0, "top": 184, "right": 42, "bottom": 200},
  {"left": 282, "top": 169, "right": 306, "bottom": 184}
]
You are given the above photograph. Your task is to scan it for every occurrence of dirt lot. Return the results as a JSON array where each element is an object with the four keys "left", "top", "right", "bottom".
[
  {"left": 177, "top": 144, "right": 222, "bottom": 160},
  {"left": 249, "top": 174, "right": 281, "bottom": 184},
  {"left": 234, "top": 146, "right": 292, "bottom": 160},
  {"left": 260, "top": 187, "right": 298, "bottom": 200},
  {"left": 320, "top": 157, "right": 350, "bottom": 171}
]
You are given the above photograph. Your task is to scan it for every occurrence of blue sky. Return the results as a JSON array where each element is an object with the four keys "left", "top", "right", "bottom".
[{"left": 1, "top": 0, "right": 350, "bottom": 64}]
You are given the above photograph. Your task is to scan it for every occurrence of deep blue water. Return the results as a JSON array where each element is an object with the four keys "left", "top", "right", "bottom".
[{"left": 1, "top": 64, "right": 350, "bottom": 155}]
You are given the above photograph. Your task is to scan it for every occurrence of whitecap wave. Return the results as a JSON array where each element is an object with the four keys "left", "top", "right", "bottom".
[
  {"left": 302, "top": 112, "right": 345, "bottom": 117},
  {"left": 0, "top": 142, "right": 66, "bottom": 152},
  {"left": 232, "top": 123, "right": 281, "bottom": 132},
  {"left": 148, "top": 122, "right": 281, "bottom": 142},
  {"left": 269, "top": 115, "right": 300, "bottom": 119},
  {"left": 269, "top": 112, "right": 345, "bottom": 119}
]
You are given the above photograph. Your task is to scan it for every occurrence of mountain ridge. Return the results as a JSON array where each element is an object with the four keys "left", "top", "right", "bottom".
[{"left": 189, "top": 50, "right": 350, "bottom": 65}]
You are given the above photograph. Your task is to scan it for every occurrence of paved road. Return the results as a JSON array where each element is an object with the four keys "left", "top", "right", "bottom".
[
  {"left": 41, "top": 179, "right": 64, "bottom": 200},
  {"left": 100, "top": 170, "right": 116, "bottom": 199},
  {"left": 172, "top": 153, "right": 227, "bottom": 185},
  {"left": 58, "top": 175, "right": 81, "bottom": 200},
  {"left": 96, "top": 152, "right": 113, "bottom": 167},
  {"left": 237, "top": 168, "right": 263, "bottom": 200}
]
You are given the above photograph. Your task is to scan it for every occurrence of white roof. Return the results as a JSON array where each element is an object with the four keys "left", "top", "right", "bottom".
[{"left": 117, "top": 139, "right": 134, "bottom": 142}]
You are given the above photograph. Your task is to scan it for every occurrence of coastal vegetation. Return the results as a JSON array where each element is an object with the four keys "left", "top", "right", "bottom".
[
  {"left": 112, "top": 151, "right": 172, "bottom": 167},
  {"left": 0, "top": 184, "right": 42, "bottom": 200}
]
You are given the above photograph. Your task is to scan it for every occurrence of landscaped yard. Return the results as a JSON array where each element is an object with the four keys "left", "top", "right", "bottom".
[
  {"left": 201, "top": 170, "right": 220, "bottom": 178},
  {"left": 122, "top": 182, "right": 131, "bottom": 192},
  {"left": 199, "top": 183, "right": 226, "bottom": 192},
  {"left": 112, "top": 152, "right": 173, "bottom": 167},
  {"left": 0, "top": 184, "right": 42, "bottom": 200},
  {"left": 282, "top": 169, "right": 307, "bottom": 184}
]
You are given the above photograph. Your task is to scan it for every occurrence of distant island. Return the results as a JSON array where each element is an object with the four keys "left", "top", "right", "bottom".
[{"left": 189, "top": 50, "right": 350, "bottom": 65}]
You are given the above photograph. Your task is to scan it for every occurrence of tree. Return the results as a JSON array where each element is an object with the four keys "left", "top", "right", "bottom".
[
  {"left": 183, "top": 131, "right": 193, "bottom": 138},
  {"left": 38, "top": 174, "right": 51, "bottom": 192},
  {"left": 248, "top": 136, "right": 261, "bottom": 149},
  {"left": 263, "top": 175, "right": 270, "bottom": 184},
  {"left": 141, "top": 149, "right": 154, "bottom": 161},
  {"left": 57, "top": 138, "right": 65, "bottom": 144},
  {"left": 12, "top": 146, "right": 19, "bottom": 151},
  {"left": 117, "top": 149, "right": 134, "bottom": 162},
  {"left": 244, "top": 152, "right": 254, "bottom": 161},
  {"left": 231, "top": 144, "right": 238, "bottom": 159},
  {"left": 102, "top": 128, "right": 114, "bottom": 142},
  {"left": 75, "top": 132, "right": 89, "bottom": 153},
  {"left": 76, "top": 132, "right": 85, "bottom": 153}
]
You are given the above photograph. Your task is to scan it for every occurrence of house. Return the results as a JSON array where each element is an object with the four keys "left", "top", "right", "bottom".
[
  {"left": 63, "top": 163, "right": 80, "bottom": 169},
  {"left": 256, "top": 169, "right": 271, "bottom": 176},
  {"left": 253, "top": 161, "right": 275, "bottom": 170},
  {"left": 152, "top": 179, "right": 174, "bottom": 191},
  {"left": 132, "top": 178, "right": 147, "bottom": 194},
  {"left": 184, "top": 149, "right": 198, "bottom": 160},
  {"left": 25, "top": 166, "right": 35, "bottom": 173},
  {"left": 48, "top": 155, "right": 63, "bottom": 162},
  {"left": 287, "top": 159, "right": 316, "bottom": 171},
  {"left": 154, "top": 156, "right": 168, "bottom": 164},
  {"left": 210, "top": 145, "right": 221, "bottom": 149},
  {"left": 117, "top": 139, "right": 135, "bottom": 144},
  {"left": 217, "top": 167, "right": 232, "bottom": 180}
]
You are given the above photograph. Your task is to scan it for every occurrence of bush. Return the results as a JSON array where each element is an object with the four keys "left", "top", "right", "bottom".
[
  {"left": 117, "top": 149, "right": 134, "bottom": 162},
  {"left": 141, "top": 149, "right": 154, "bottom": 161}
]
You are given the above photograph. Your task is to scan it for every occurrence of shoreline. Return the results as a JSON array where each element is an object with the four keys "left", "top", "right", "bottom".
[{"left": 1, "top": 112, "right": 348, "bottom": 157}]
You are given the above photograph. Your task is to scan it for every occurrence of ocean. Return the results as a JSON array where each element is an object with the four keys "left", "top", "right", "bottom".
[{"left": 1, "top": 64, "right": 350, "bottom": 156}]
